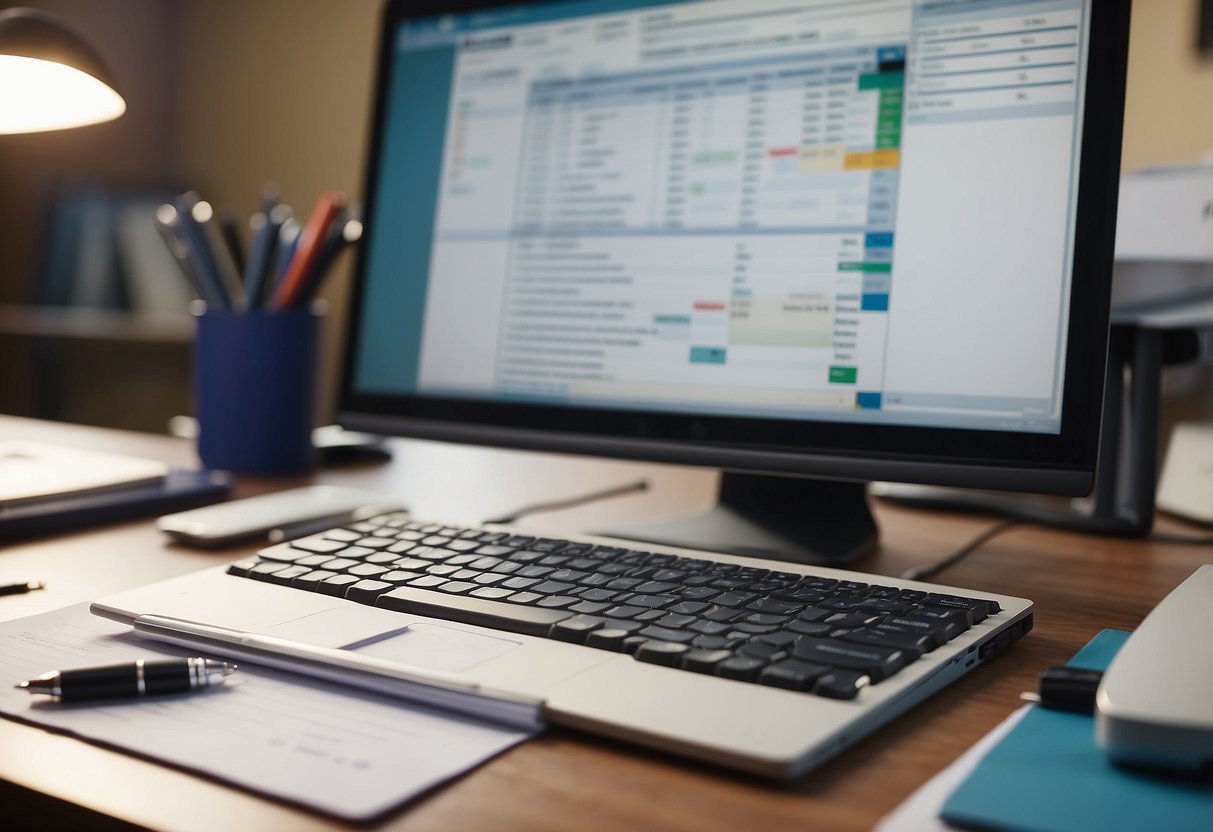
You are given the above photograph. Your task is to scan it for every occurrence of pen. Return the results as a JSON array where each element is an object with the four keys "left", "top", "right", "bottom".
[
  {"left": 244, "top": 203, "right": 291, "bottom": 311},
  {"left": 191, "top": 199, "right": 246, "bottom": 310},
  {"left": 155, "top": 203, "right": 226, "bottom": 309},
  {"left": 0, "top": 580, "right": 45, "bottom": 597},
  {"left": 15, "top": 657, "right": 237, "bottom": 702},
  {"left": 171, "top": 192, "right": 232, "bottom": 311},
  {"left": 219, "top": 211, "right": 246, "bottom": 278},
  {"left": 293, "top": 213, "right": 363, "bottom": 308}
]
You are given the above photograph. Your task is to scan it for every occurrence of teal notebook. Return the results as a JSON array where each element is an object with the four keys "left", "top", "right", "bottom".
[{"left": 941, "top": 629, "right": 1212, "bottom": 832}]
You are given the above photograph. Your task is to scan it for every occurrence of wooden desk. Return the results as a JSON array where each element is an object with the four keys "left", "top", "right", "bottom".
[{"left": 0, "top": 415, "right": 1207, "bottom": 831}]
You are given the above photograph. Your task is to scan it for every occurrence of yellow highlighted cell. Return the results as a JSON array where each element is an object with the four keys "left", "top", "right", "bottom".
[{"left": 844, "top": 149, "right": 901, "bottom": 170}]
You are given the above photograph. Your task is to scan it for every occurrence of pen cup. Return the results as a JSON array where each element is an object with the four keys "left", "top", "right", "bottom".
[{"left": 193, "top": 305, "right": 321, "bottom": 475}]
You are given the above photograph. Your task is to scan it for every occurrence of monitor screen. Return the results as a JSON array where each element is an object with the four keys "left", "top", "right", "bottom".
[{"left": 342, "top": 0, "right": 1127, "bottom": 505}]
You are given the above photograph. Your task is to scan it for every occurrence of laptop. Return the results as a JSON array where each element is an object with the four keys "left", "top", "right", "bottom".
[{"left": 95, "top": 0, "right": 1126, "bottom": 778}]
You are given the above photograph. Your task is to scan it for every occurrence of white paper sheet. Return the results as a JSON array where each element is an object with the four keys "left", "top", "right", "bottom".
[{"left": 0, "top": 604, "right": 536, "bottom": 821}]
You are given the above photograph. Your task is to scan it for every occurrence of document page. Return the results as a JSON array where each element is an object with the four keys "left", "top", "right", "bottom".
[{"left": 0, "top": 604, "right": 536, "bottom": 821}]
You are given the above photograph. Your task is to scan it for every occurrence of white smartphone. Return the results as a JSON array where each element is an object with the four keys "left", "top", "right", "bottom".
[{"left": 157, "top": 485, "right": 405, "bottom": 547}]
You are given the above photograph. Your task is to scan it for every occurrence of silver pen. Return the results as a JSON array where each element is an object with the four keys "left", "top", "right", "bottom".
[{"left": 16, "top": 657, "right": 237, "bottom": 702}]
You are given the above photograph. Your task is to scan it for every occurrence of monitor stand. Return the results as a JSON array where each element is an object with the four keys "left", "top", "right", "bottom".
[{"left": 598, "top": 472, "right": 877, "bottom": 566}]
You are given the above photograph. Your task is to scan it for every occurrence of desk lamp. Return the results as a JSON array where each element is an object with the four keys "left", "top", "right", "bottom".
[{"left": 0, "top": 7, "right": 125, "bottom": 134}]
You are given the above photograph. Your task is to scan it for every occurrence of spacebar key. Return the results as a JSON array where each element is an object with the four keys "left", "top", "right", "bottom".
[{"left": 375, "top": 586, "right": 573, "bottom": 636}]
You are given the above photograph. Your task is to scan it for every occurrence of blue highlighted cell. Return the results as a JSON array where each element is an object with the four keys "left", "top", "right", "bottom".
[
  {"left": 861, "top": 293, "right": 890, "bottom": 311},
  {"left": 865, "top": 232, "right": 894, "bottom": 248},
  {"left": 689, "top": 346, "right": 727, "bottom": 364},
  {"left": 878, "top": 45, "right": 906, "bottom": 64},
  {"left": 856, "top": 392, "right": 883, "bottom": 410}
]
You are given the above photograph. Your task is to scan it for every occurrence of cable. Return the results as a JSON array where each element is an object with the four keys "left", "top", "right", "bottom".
[
  {"left": 482, "top": 479, "right": 650, "bottom": 525},
  {"left": 900, "top": 519, "right": 1021, "bottom": 582}
]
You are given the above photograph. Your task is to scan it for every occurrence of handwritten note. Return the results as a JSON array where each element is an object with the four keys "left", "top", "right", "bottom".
[{"left": 0, "top": 604, "right": 536, "bottom": 821}]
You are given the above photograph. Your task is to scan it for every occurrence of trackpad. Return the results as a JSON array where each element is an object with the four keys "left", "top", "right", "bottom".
[{"left": 350, "top": 623, "right": 522, "bottom": 674}]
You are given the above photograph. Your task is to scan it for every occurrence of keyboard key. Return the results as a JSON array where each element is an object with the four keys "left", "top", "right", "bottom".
[
  {"left": 376, "top": 586, "right": 572, "bottom": 636},
  {"left": 249, "top": 561, "right": 290, "bottom": 579},
  {"left": 825, "top": 612, "right": 883, "bottom": 630},
  {"left": 469, "top": 587, "right": 513, "bottom": 600},
  {"left": 549, "top": 615, "right": 606, "bottom": 644},
  {"left": 319, "top": 574, "right": 360, "bottom": 596},
  {"left": 884, "top": 615, "right": 952, "bottom": 648},
  {"left": 437, "top": 581, "right": 478, "bottom": 595},
  {"left": 346, "top": 579, "right": 393, "bottom": 604},
  {"left": 287, "top": 536, "right": 350, "bottom": 555},
  {"left": 635, "top": 581, "right": 679, "bottom": 595},
  {"left": 667, "top": 601, "right": 710, "bottom": 616},
  {"left": 689, "top": 620, "right": 731, "bottom": 636},
  {"left": 755, "top": 631, "right": 797, "bottom": 649},
  {"left": 637, "top": 625, "right": 695, "bottom": 644},
  {"left": 703, "top": 606, "right": 743, "bottom": 623},
  {"left": 365, "top": 551, "right": 401, "bottom": 565},
  {"left": 473, "top": 572, "right": 507, "bottom": 586},
  {"left": 256, "top": 543, "right": 316, "bottom": 563},
  {"left": 717, "top": 655, "right": 766, "bottom": 682},
  {"left": 681, "top": 649, "right": 733, "bottom": 674},
  {"left": 502, "top": 576, "right": 540, "bottom": 590},
  {"left": 426, "top": 564, "right": 462, "bottom": 577},
  {"left": 290, "top": 569, "right": 337, "bottom": 590},
  {"left": 655, "top": 613, "right": 695, "bottom": 629},
  {"left": 475, "top": 544, "right": 515, "bottom": 557},
  {"left": 536, "top": 595, "right": 579, "bottom": 609},
  {"left": 570, "top": 601, "right": 611, "bottom": 615},
  {"left": 506, "top": 591, "right": 543, "bottom": 605},
  {"left": 628, "top": 594, "right": 676, "bottom": 609},
  {"left": 925, "top": 594, "right": 997, "bottom": 622},
  {"left": 354, "top": 537, "right": 395, "bottom": 550},
  {"left": 840, "top": 625, "right": 930, "bottom": 657},
  {"left": 743, "top": 613, "right": 791, "bottom": 627},
  {"left": 585, "top": 624, "right": 642, "bottom": 651},
  {"left": 792, "top": 636, "right": 907, "bottom": 683},
  {"left": 531, "top": 580, "right": 577, "bottom": 595},
  {"left": 603, "top": 605, "right": 645, "bottom": 619},
  {"left": 812, "top": 669, "right": 870, "bottom": 700},
  {"left": 679, "top": 587, "right": 719, "bottom": 602},
  {"left": 739, "top": 640, "right": 786, "bottom": 662},
  {"left": 578, "top": 588, "right": 619, "bottom": 603},
  {"left": 713, "top": 591, "right": 756, "bottom": 608},
  {"left": 759, "top": 659, "right": 830, "bottom": 692},
  {"left": 746, "top": 598, "right": 804, "bottom": 616},
  {"left": 407, "top": 575, "right": 448, "bottom": 589},
  {"left": 857, "top": 599, "right": 914, "bottom": 616},
  {"left": 226, "top": 559, "right": 258, "bottom": 577},
  {"left": 634, "top": 641, "right": 691, "bottom": 667},
  {"left": 348, "top": 563, "right": 389, "bottom": 578},
  {"left": 323, "top": 528, "right": 362, "bottom": 542},
  {"left": 787, "top": 620, "right": 831, "bottom": 637},
  {"left": 294, "top": 553, "right": 337, "bottom": 567},
  {"left": 260, "top": 564, "right": 311, "bottom": 585}
]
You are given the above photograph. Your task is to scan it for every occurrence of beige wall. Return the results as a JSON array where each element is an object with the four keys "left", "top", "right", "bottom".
[
  {"left": 1123, "top": 0, "right": 1213, "bottom": 170},
  {"left": 173, "top": 0, "right": 380, "bottom": 418}
]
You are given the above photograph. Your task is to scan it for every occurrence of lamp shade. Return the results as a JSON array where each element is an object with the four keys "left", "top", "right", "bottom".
[{"left": 0, "top": 7, "right": 126, "bottom": 134}]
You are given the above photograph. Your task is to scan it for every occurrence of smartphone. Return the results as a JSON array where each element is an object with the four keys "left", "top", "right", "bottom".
[{"left": 157, "top": 485, "right": 405, "bottom": 547}]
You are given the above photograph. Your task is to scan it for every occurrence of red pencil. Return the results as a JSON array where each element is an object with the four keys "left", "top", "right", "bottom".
[{"left": 272, "top": 190, "right": 347, "bottom": 310}]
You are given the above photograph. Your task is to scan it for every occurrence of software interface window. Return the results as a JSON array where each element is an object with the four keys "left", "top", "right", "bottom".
[{"left": 358, "top": 0, "right": 1089, "bottom": 434}]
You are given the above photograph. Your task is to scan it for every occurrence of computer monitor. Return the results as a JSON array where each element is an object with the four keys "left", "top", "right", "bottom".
[{"left": 340, "top": 0, "right": 1131, "bottom": 564}]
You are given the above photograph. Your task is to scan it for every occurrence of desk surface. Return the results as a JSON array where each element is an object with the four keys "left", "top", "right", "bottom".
[{"left": 0, "top": 415, "right": 1207, "bottom": 832}]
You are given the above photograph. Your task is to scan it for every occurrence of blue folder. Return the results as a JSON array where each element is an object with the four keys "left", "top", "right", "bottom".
[{"left": 941, "top": 629, "right": 1212, "bottom": 832}]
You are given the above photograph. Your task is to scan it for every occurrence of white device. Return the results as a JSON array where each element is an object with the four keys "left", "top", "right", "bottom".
[
  {"left": 1096, "top": 565, "right": 1213, "bottom": 773},
  {"left": 157, "top": 486, "right": 405, "bottom": 547},
  {"left": 1157, "top": 423, "right": 1213, "bottom": 524}
]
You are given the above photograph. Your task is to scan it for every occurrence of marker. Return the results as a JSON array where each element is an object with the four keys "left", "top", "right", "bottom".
[
  {"left": 272, "top": 191, "right": 347, "bottom": 310},
  {"left": 191, "top": 199, "right": 245, "bottom": 310}
]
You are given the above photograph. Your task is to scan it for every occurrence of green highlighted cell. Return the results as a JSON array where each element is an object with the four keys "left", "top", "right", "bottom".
[
  {"left": 838, "top": 261, "right": 892, "bottom": 273},
  {"left": 858, "top": 71, "right": 904, "bottom": 91},
  {"left": 654, "top": 314, "right": 692, "bottom": 325},
  {"left": 829, "top": 366, "right": 857, "bottom": 384}
]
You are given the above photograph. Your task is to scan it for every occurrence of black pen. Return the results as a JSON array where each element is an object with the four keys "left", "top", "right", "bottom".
[
  {"left": 0, "top": 580, "right": 45, "bottom": 597},
  {"left": 16, "top": 657, "right": 237, "bottom": 702}
]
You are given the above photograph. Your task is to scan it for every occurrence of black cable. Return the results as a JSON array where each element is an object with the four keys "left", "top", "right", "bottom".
[
  {"left": 482, "top": 479, "right": 650, "bottom": 525},
  {"left": 900, "top": 519, "right": 1022, "bottom": 582}
]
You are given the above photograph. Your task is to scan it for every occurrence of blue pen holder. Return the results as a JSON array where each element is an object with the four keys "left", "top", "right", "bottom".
[{"left": 193, "top": 307, "right": 321, "bottom": 475}]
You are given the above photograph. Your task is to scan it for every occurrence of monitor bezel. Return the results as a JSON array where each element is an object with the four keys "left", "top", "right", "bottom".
[{"left": 339, "top": 0, "right": 1131, "bottom": 496}]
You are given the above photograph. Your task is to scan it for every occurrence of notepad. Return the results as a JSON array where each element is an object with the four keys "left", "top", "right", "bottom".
[
  {"left": 0, "top": 604, "right": 536, "bottom": 821},
  {"left": 941, "top": 630, "right": 1213, "bottom": 832},
  {"left": 0, "top": 440, "right": 168, "bottom": 504}
]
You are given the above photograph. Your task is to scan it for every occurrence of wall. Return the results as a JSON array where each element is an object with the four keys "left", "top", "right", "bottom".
[
  {"left": 172, "top": 0, "right": 380, "bottom": 418},
  {"left": 1122, "top": 0, "right": 1213, "bottom": 170}
]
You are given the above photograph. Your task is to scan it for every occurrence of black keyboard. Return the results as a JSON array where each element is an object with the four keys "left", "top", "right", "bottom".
[{"left": 229, "top": 512, "right": 1028, "bottom": 701}]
